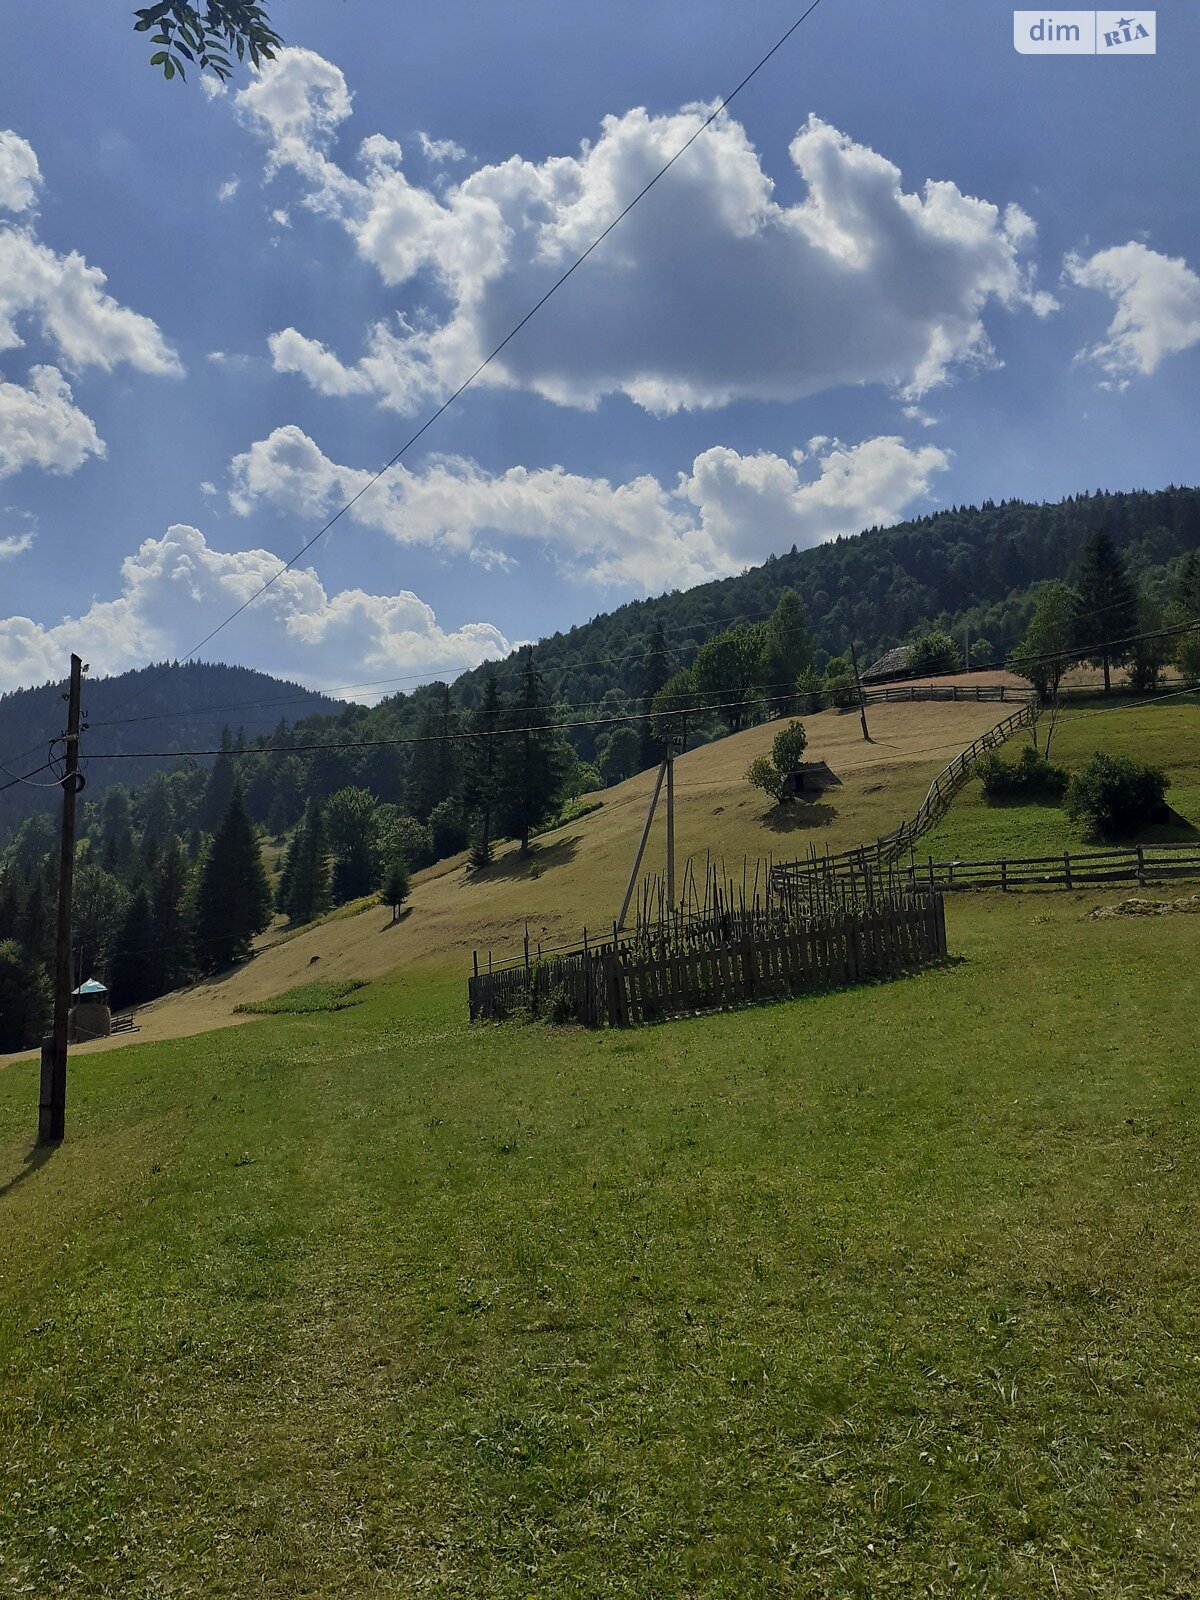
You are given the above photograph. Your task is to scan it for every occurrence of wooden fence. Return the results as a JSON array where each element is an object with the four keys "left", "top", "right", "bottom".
[
  {"left": 901, "top": 841, "right": 1200, "bottom": 893},
  {"left": 468, "top": 891, "right": 947, "bottom": 1028},
  {"left": 772, "top": 700, "right": 1037, "bottom": 908}
]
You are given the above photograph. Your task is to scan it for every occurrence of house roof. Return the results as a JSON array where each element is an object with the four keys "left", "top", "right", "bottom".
[
  {"left": 861, "top": 645, "right": 913, "bottom": 682},
  {"left": 73, "top": 978, "right": 108, "bottom": 997}
]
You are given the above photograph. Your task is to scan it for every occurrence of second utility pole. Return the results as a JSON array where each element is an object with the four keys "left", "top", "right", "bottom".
[
  {"left": 849, "top": 641, "right": 871, "bottom": 743},
  {"left": 38, "top": 652, "right": 84, "bottom": 1147}
]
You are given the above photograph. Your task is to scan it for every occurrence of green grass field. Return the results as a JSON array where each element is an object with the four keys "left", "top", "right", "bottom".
[
  {"left": 924, "top": 695, "right": 1200, "bottom": 860},
  {"left": 2, "top": 887, "right": 1198, "bottom": 1597}
]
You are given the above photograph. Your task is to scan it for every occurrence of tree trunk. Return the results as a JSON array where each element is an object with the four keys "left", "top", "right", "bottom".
[{"left": 1102, "top": 651, "right": 1112, "bottom": 695}]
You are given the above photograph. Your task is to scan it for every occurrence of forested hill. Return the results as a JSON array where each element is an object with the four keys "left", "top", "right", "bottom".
[
  {"left": 454, "top": 484, "right": 1200, "bottom": 713},
  {"left": 2, "top": 484, "right": 1198, "bottom": 844},
  {"left": 0, "top": 662, "right": 337, "bottom": 837}
]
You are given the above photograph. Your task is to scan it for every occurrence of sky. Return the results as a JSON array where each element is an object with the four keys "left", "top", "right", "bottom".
[{"left": 1, "top": 0, "right": 1198, "bottom": 699}]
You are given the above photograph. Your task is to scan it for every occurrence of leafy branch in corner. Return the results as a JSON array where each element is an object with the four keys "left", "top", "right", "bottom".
[{"left": 132, "top": 2, "right": 282, "bottom": 83}]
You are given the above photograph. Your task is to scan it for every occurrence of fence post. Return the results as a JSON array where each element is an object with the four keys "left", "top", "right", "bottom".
[
  {"left": 1137, "top": 844, "right": 1146, "bottom": 885},
  {"left": 1001, "top": 859, "right": 1008, "bottom": 893},
  {"left": 1063, "top": 851, "right": 1073, "bottom": 890}
]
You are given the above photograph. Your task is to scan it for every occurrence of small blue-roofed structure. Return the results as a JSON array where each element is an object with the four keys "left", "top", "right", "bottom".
[{"left": 73, "top": 978, "right": 108, "bottom": 999}]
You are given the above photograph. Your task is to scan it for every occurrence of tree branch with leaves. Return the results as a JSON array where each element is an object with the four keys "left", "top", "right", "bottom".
[{"left": 133, "top": 2, "right": 282, "bottom": 83}]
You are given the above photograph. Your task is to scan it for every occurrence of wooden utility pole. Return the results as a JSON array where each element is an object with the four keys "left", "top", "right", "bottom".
[
  {"left": 848, "top": 641, "right": 871, "bottom": 743},
  {"left": 38, "top": 653, "right": 84, "bottom": 1147},
  {"left": 616, "top": 758, "right": 667, "bottom": 932},
  {"left": 665, "top": 752, "right": 675, "bottom": 910}
]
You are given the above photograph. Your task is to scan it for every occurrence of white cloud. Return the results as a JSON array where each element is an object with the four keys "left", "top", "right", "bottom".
[
  {"left": 0, "top": 131, "right": 41, "bottom": 214},
  {"left": 227, "top": 423, "right": 949, "bottom": 592},
  {"left": 0, "top": 129, "right": 180, "bottom": 479},
  {"left": 0, "top": 531, "right": 33, "bottom": 559},
  {"left": 418, "top": 131, "right": 467, "bottom": 165},
  {"left": 269, "top": 327, "right": 374, "bottom": 395},
  {"left": 0, "top": 219, "right": 182, "bottom": 377},
  {"left": 218, "top": 177, "right": 240, "bottom": 202},
  {"left": 233, "top": 51, "right": 1052, "bottom": 415},
  {"left": 1066, "top": 241, "right": 1200, "bottom": 382},
  {"left": 0, "top": 365, "right": 104, "bottom": 477},
  {"left": 0, "top": 522, "right": 511, "bottom": 694}
]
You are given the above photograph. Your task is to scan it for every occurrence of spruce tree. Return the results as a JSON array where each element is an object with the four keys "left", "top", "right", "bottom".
[
  {"left": 152, "top": 836, "right": 194, "bottom": 993},
  {"left": 198, "top": 725, "right": 237, "bottom": 832},
  {"left": 1074, "top": 532, "right": 1138, "bottom": 693},
  {"left": 462, "top": 674, "right": 502, "bottom": 868},
  {"left": 111, "top": 887, "right": 157, "bottom": 1008},
  {"left": 194, "top": 784, "right": 272, "bottom": 970},
  {"left": 497, "top": 650, "right": 566, "bottom": 856},
  {"left": 408, "top": 685, "right": 460, "bottom": 821},
  {"left": 277, "top": 802, "right": 331, "bottom": 923},
  {"left": 0, "top": 938, "right": 51, "bottom": 1052},
  {"left": 637, "top": 620, "right": 671, "bottom": 770}
]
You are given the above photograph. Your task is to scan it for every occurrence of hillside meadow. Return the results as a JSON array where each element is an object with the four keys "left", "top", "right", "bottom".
[
  {"left": 1, "top": 886, "right": 1198, "bottom": 1597},
  {"left": 2, "top": 691, "right": 1198, "bottom": 1596},
  {"left": 45, "top": 688, "right": 1024, "bottom": 1053}
]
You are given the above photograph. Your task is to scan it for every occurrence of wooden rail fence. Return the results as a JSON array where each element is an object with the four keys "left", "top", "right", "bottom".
[
  {"left": 468, "top": 892, "right": 947, "bottom": 1028},
  {"left": 902, "top": 841, "right": 1200, "bottom": 893},
  {"left": 772, "top": 700, "right": 1037, "bottom": 908}
]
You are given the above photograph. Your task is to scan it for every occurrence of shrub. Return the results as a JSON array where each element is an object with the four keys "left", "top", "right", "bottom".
[
  {"left": 379, "top": 859, "right": 410, "bottom": 920},
  {"left": 908, "top": 629, "right": 962, "bottom": 677},
  {"left": 747, "top": 721, "right": 809, "bottom": 805},
  {"left": 977, "top": 745, "right": 1068, "bottom": 802},
  {"left": 795, "top": 667, "right": 824, "bottom": 713},
  {"left": 1065, "top": 752, "right": 1169, "bottom": 838},
  {"left": 747, "top": 754, "right": 786, "bottom": 804}
]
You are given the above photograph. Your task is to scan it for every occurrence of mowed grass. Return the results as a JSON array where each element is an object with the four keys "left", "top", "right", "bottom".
[
  {"left": 924, "top": 695, "right": 1200, "bottom": 860},
  {"left": 1, "top": 892, "right": 1198, "bottom": 1597}
]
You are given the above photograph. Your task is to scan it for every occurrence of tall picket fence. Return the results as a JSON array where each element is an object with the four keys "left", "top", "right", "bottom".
[{"left": 468, "top": 891, "right": 947, "bottom": 1028}]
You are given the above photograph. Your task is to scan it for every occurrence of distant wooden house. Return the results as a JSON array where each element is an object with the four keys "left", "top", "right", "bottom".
[
  {"left": 781, "top": 760, "right": 843, "bottom": 802},
  {"left": 861, "top": 645, "right": 912, "bottom": 684}
]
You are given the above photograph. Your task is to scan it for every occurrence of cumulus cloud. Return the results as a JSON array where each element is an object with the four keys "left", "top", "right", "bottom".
[
  {"left": 0, "top": 215, "right": 182, "bottom": 377},
  {"left": 0, "top": 131, "right": 41, "bottom": 214},
  {"left": 0, "top": 365, "right": 105, "bottom": 477},
  {"left": 0, "top": 128, "right": 181, "bottom": 478},
  {"left": 235, "top": 49, "right": 1052, "bottom": 415},
  {"left": 0, "top": 522, "right": 511, "bottom": 694},
  {"left": 227, "top": 423, "right": 949, "bottom": 592},
  {"left": 0, "top": 532, "right": 33, "bottom": 559},
  {"left": 1066, "top": 241, "right": 1200, "bottom": 383}
]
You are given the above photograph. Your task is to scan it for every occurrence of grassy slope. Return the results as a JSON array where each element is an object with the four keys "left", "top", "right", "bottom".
[
  {"left": 50, "top": 694, "right": 1018, "bottom": 1053},
  {"left": 1, "top": 891, "right": 1198, "bottom": 1597},
  {"left": 924, "top": 695, "right": 1200, "bottom": 860}
]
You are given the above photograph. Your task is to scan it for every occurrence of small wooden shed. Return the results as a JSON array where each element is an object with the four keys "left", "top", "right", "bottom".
[{"left": 781, "top": 760, "right": 843, "bottom": 802}]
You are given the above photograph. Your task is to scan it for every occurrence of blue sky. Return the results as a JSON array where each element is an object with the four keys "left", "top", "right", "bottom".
[{"left": 1, "top": 0, "right": 1198, "bottom": 696}]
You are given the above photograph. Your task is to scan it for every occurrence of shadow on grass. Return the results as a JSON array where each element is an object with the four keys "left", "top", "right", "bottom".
[
  {"left": 761, "top": 802, "right": 838, "bottom": 834},
  {"left": 465, "top": 834, "right": 581, "bottom": 883},
  {"left": 0, "top": 1142, "right": 56, "bottom": 1203}
]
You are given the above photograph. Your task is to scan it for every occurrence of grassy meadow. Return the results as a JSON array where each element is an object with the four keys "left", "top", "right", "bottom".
[
  {"left": 923, "top": 693, "right": 1200, "bottom": 860},
  {"left": 2, "top": 691, "right": 1199, "bottom": 1596},
  {"left": 2, "top": 887, "right": 1199, "bottom": 1597}
]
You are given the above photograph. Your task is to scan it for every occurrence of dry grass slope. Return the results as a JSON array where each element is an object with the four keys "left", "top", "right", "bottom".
[{"left": 69, "top": 691, "right": 1018, "bottom": 1051}]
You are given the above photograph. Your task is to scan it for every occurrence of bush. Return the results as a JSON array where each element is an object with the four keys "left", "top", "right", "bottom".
[
  {"left": 1065, "top": 752, "right": 1169, "bottom": 838},
  {"left": 977, "top": 745, "right": 1068, "bottom": 802},
  {"left": 380, "top": 858, "right": 410, "bottom": 919},
  {"left": 747, "top": 721, "right": 809, "bottom": 806}
]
